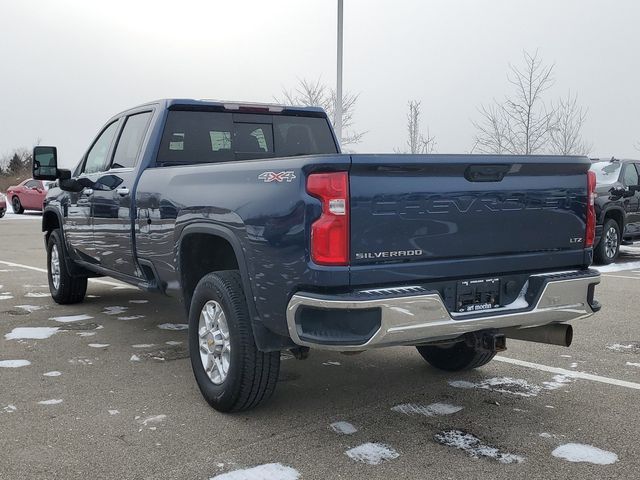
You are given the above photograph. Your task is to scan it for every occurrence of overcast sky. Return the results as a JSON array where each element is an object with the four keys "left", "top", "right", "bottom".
[{"left": 1, "top": 0, "right": 638, "bottom": 167}]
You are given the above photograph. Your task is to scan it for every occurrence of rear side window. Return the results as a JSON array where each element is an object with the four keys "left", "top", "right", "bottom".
[
  {"left": 111, "top": 111, "right": 152, "bottom": 169},
  {"left": 156, "top": 110, "right": 337, "bottom": 166}
]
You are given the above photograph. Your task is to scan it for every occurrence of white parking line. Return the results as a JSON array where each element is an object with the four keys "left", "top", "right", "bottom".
[
  {"left": 495, "top": 356, "right": 640, "bottom": 390},
  {"left": 0, "top": 260, "right": 134, "bottom": 289}
]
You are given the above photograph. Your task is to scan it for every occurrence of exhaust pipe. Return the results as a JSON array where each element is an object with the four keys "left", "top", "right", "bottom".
[{"left": 501, "top": 324, "right": 573, "bottom": 347}]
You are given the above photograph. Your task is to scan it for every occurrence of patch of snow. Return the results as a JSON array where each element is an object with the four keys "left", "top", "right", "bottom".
[
  {"left": 0, "top": 359, "right": 31, "bottom": 368},
  {"left": 165, "top": 341, "right": 182, "bottom": 346},
  {"left": 560, "top": 354, "right": 572, "bottom": 358},
  {"left": 322, "top": 361, "right": 341, "bottom": 366},
  {"left": 434, "top": 430, "right": 524, "bottom": 464},
  {"left": 543, "top": 375, "right": 573, "bottom": 391},
  {"left": 77, "top": 332, "right": 96, "bottom": 337},
  {"left": 607, "top": 342, "right": 640, "bottom": 353},
  {"left": 132, "top": 344, "right": 155, "bottom": 348},
  {"left": 14, "top": 305, "right": 43, "bottom": 312},
  {"left": 552, "top": 443, "right": 618, "bottom": 465},
  {"left": 88, "top": 343, "right": 109, "bottom": 348},
  {"left": 108, "top": 409, "right": 120, "bottom": 415},
  {"left": 209, "top": 463, "right": 300, "bottom": 480},
  {"left": 49, "top": 314, "right": 94, "bottom": 323},
  {"left": 38, "top": 399, "right": 63, "bottom": 405},
  {"left": 139, "top": 414, "right": 166, "bottom": 426},
  {"left": 0, "top": 295, "right": 14, "bottom": 300},
  {"left": 24, "top": 292, "right": 50, "bottom": 298},
  {"left": 594, "top": 260, "right": 640, "bottom": 273},
  {"left": 5, "top": 327, "right": 59, "bottom": 340},
  {"left": 129, "top": 300, "right": 149, "bottom": 304},
  {"left": 345, "top": 442, "right": 399, "bottom": 465},
  {"left": 43, "top": 371, "right": 61, "bottom": 377},
  {"left": 103, "top": 306, "right": 128, "bottom": 315},
  {"left": 118, "top": 315, "right": 145, "bottom": 321},
  {"left": 130, "top": 354, "right": 141, "bottom": 362},
  {"left": 158, "top": 323, "right": 188, "bottom": 331},
  {"left": 626, "top": 362, "right": 640, "bottom": 367},
  {"left": 330, "top": 421, "right": 357, "bottom": 435},
  {"left": 569, "top": 362, "right": 578, "bottom": 368},
  {"left": 3, "top": 404, "right": 17, "bottom": 413},
  {"left": 392, "top": 402, "right": 463, "bottom": 417},
  {"left": 449, "top": 377, "right": 542, "bottom": 397},
  {"left": 68, "top": 357, "right": 93, "bottom": 365}
]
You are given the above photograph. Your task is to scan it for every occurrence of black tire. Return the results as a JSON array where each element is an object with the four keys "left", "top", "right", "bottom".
[
  {"left": 0, "top": 209, "right": 4, "bottom": 218},
  {"left": 416, "top": 341, "right": 495, "bottom": 372},
  {"left": 47, "top": 229, "right": 87, "bottom": 304},
  {"left": 12, "top": 197, "right": 24, "bottom": 214},
  {"left": 594, "top": 218, "right": 620, "bottom": 265},
  {"left": 188, "top": 271, "right": 280, "bottom": 412}
]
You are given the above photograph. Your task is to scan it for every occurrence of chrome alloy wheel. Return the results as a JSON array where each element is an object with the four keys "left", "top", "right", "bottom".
[
  {"left": 605, "top": 226, "right": 618, "bottom": 259},
  {"left": 50, "top": 244, "right": 61, "bottom": 290},
  {"left": 198, "top": 300, "right": 231, "bottom": 385}
]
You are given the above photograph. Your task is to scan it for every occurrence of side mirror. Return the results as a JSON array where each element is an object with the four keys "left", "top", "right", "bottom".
[{"left": 33, "top": 146, "right": 59, "bottom": 180}]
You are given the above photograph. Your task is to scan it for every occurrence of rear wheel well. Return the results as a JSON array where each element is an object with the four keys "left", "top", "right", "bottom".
[
  {"left": 179, "top": 233, "right": 240, "bottom": 310},
  {"left": 604, "top": 209, "right": 623, "bottom": 235}
]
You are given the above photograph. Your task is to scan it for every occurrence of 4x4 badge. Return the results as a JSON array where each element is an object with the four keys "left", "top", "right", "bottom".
[{"left": 258, "top": 171, "right": 296, "bottom": 183}]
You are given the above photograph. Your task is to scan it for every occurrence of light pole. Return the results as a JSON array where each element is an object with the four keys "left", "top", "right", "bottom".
[{"left": 335, "top": 0, "right": 343, "bottom": 145}]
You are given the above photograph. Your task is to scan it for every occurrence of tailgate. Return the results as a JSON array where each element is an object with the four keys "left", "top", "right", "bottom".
[{"left": 349, "top": 154, "right": 591, "bottom": 282}]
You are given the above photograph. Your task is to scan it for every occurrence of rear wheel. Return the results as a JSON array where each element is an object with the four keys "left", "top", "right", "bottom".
[
  {"left": 594, "top": 218, "right": 620, "bottom": 265},
  {"left": 416, "top": 341, "right": 495, "bottom": 371},
  {"left": 12, "top": 197, "right": 24, "bottom": 214},
  {"left": 47, "top": 229, "right": 87, "bottom": 304},
  {"left": 188, "top": 271, "right": 280, "bottom": 412}
]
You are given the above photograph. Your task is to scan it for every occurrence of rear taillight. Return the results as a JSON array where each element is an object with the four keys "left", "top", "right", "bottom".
[
  {"left": 307, "top": 172, "right": 349, "bottom": 266},
  {"left": 586, "top": 170, "right": 596, "bottom": 247}
]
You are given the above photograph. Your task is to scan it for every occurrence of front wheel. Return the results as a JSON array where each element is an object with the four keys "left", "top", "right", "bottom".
[
  {"left": 594, "top": 219, "right": 620, "bottom": 265},
  {"left": 188, "top": 271, "right": 280, "bottom": 412},
  {"left": 47, "top": 229, "right": 87, "bottom": 304},
  {"left": 416, "top": 341, "right": 496, "bottom": 371},
  {"left": 12, "top": 197, "right": 24, "bottom": 214}
]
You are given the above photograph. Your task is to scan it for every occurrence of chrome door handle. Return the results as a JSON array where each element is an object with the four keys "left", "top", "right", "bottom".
[
  {"left": 116, "top": 187, "right": 130, "bottom": 196},
  {"left": 83, "top": 188, "right": 94, "bottom": 195}
]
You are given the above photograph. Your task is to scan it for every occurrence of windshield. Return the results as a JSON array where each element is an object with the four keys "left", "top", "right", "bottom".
[{"left": 590, "top": 161, "right": 621, "bottom": 185}]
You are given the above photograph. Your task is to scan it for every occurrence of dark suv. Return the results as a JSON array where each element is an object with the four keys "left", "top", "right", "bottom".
[{"left": 590, "top": 158, "right": 640, "bottom": 264}]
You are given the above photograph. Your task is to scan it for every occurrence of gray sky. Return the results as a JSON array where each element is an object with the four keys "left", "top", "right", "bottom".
[{"left": 1, "top": 0, "right": 638, "bottom": 167}]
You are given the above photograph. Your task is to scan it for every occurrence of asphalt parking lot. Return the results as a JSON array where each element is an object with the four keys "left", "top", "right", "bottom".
[{"left": 1, "top": 216, "right": 639, "bottom": 480}]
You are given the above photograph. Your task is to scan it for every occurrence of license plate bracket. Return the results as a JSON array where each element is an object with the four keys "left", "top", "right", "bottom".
[{"left": 456, "top": 277, "right": 501, "bottom": 313}]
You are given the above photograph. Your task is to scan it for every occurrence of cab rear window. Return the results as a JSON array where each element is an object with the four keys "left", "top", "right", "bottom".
[{"left": 156, "top": 111, "right": 337, "bottom": 166}]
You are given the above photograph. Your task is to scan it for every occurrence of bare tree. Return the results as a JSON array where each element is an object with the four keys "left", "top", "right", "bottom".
[
  {"left": 277, "top": 78, "right": 365, "bottom": 146},
  {"left": 549, "top": 92, "right": 591, "bottom": 155},
  {"left": 397, "top": 100, "right": 436, "bottom": 154},
  {"left": 471, "top": 103, "right": 509, "bottom": 154},
  {"left": 473, "top": 50, "right": 557, "bottom": 155}
]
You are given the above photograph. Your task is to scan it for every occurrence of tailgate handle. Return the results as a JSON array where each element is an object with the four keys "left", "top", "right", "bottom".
[{"left": 465, "top": 164, "right": 510, "bottom": 182}]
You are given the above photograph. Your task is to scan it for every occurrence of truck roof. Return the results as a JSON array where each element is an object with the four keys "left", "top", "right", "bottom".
[{"left": 123, "top": 98, "right": 326, "bottom": 116}]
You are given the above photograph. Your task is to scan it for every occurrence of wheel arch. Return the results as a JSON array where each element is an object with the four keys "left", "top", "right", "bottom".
[
  {"left": 602, "top": 207, "right": 624, "bottom": 235},
  {"left": 176, "top": 223, "right": 291, "bottom": 352}
]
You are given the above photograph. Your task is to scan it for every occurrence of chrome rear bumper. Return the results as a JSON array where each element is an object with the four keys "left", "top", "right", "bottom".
[{"left": 286, "top": 270, "right": 600, "bottom": 351}]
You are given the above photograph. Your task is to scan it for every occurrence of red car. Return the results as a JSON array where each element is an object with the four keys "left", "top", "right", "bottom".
[
  {"left": 0, "top": 192, "right": 6, "bottom": 217},
  {"left": 6, "top": 179, "right": 49, "bottom": 214}
]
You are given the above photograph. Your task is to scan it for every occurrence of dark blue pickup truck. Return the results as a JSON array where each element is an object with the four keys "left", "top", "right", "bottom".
[{"left": 33, "top": 99, "right": 601, "bottom": 412}]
